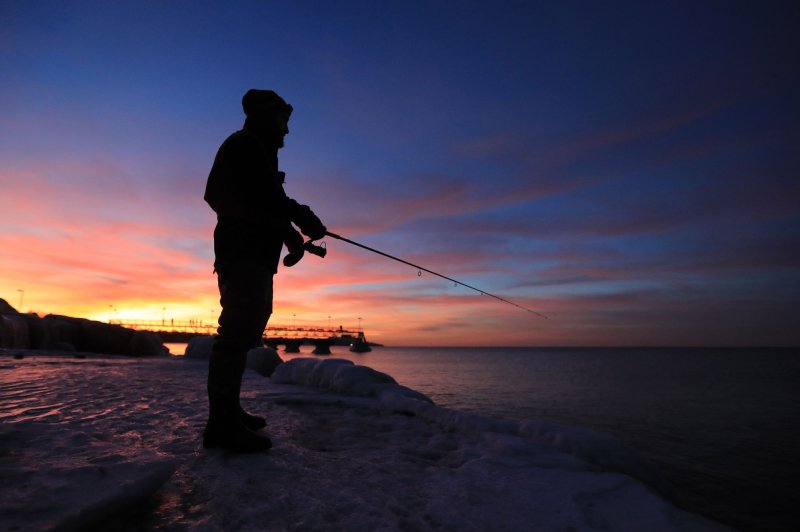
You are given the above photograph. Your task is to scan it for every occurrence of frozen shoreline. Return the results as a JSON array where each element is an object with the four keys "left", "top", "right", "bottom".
[{"left": 0, "top": 351, "right": 728, "bottom": 531}]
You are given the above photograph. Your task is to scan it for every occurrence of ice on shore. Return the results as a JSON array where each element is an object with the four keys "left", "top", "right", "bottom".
[
  {"left": 0, "top": 421, "right": 176, "bottom": 532},
  {"left": 0, "top": 352, "right": 728, "bottom": 531}
]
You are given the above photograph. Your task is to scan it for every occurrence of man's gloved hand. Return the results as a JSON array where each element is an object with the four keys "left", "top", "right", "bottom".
[
  {"left": 284, "top": 225, "right": 304, "bottom": 254},
  {"left": 293, "top": 205, "right": 326, "bottom": 240},
  {"left": 283, "top": 225, "right": 305, "bottom": 267}
]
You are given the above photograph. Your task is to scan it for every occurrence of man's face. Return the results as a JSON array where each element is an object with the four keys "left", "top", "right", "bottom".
[
  {"left": 257, "top": 109, "right": 289, "bottom": 147},
  {"left": 250, "top": 107, "right": 290, "bottom": 146},
  {"left": 272, "top": 111, "right": 290, "bottom": 146}
]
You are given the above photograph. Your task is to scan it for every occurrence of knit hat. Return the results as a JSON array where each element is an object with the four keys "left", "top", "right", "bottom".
[{"left": 242, "top": 89, "right": 293, "bottom": 117}]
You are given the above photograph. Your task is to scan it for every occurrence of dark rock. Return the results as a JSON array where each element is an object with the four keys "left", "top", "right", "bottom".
[
  {"left": 20, "top": 314, "right": 50, "bottom": 349},
  {"left": 77, "top": 319, "right": 134, "bottom": 354},
  {"left": 0, "top": 314, "right": 29, "bottom": 349},
  {"left": 52, "top": 341, "right": 76, "bottom": 352},
  {"left": 125, "top": 331, "right": 166, "bottom": 357},
  {"left": 1, "top": 307, "right": 166, "bottom": 356},
  {"left": 43, "top": 315, "right": 165, "bottom": 356},
  {"left": 0, "top": 298, "right": 17, "bottom": 314},
  {"left": 43, "top": 315, "right": 81, "bottom": 350},
  {"left": 185, "top": 336, "right": 214, "bottom": 360}
]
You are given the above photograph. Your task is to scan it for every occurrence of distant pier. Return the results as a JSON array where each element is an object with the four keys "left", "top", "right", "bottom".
[{"left": 109, "top": 319, "right": 376, "bottom": 348}]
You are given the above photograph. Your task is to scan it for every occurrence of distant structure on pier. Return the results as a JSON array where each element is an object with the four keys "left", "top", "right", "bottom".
[{"left": 109, "top": 319, "right": 377, "bottom": 349}]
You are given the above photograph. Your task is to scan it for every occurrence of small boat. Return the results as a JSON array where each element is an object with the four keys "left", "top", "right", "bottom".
[{"left": 349, "top": 332, "right": 371, "bottom": 353}]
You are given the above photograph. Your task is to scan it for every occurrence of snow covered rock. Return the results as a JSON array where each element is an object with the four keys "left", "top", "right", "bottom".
[
  {"left": 271, "top": 357, "right": 432, "bottom": 403},
  {"left": 246, "top": 346, "right": 283, "bottom": 376},
  {"left": 259, "top": 359, "right": 728, "bottom": 531},
  {"left": 271, "top": 357, "right": 671, "bottom": 496},
  {"left": 184, "top": 338, "right": 283, "bottom": 377}
]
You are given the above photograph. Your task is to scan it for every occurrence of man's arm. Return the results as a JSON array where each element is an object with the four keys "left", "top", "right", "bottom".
[{"left": 284, "top": 198, "right": 326, "bottom": 240}]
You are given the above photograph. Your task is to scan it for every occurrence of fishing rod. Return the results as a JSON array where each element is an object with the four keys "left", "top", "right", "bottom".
[{"left": 320, "top": 231, "right": 548, "bottom": 319}]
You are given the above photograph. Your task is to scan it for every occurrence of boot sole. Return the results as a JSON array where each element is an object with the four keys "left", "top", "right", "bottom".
[{"left": 203, "top": 433, "right": 272, "bottom": 453}]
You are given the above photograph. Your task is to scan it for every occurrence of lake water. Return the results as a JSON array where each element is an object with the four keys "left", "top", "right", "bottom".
[{"left": 168, "top": 344, "right": 800, "bottom": 531}]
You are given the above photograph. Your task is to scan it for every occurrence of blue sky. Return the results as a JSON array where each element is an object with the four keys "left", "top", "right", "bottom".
[{"left": 1, "top": 1, "right": 798, "bottom": 345}]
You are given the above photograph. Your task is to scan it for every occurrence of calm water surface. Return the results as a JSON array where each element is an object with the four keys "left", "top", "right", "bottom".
[{"left": 170, "top": 344, "right": 799, "bottom": 531}]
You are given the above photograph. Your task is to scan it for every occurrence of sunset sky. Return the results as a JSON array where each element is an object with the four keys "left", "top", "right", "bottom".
[{"left": 1, "top": 1, "right": 798, "bottom": 346}]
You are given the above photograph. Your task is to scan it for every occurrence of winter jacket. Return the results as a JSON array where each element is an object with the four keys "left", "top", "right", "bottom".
[{"left": 204, "top": 123, "right": 302, "bottom": 272}]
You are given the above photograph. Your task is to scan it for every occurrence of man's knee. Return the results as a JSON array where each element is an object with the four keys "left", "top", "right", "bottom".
[{"left": 214, "top": 260, "right": 273, "bottom": 350}]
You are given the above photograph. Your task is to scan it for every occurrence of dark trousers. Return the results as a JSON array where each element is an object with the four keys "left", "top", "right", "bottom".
[{"left": 207, "top": 260, "right": 274, "bottom": 419}]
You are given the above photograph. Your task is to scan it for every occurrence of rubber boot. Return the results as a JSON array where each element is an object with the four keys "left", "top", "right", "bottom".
[
  {"left": 203, "top": 407, "right": 271, "bottom": 452},
  {"left": 239, "top": 406, "right": 267, "bottom": 431},
  {"left": 229, "top": 351, "right": 267, "bottom": 431},
  {"left": 235, "top": 378, "right": 267, "bottom": 431},
  {"left": 204, "top": 349, "right": 271, "bottom": 452}
]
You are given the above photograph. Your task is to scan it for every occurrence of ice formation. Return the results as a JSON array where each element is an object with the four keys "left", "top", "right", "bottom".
[
  {"left": 0, "top": 352, "right": 728, "bottom": 531},
  {"left": 0, "top": 421, "right": 176, "bottom": 531}
]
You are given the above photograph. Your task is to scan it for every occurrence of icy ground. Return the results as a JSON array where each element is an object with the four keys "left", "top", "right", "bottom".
[{"left": 0, "top": 353, "right": 729, "bottom": 531}]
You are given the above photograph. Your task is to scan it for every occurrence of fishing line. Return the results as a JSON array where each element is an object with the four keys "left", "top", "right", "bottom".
[{"left": 324, "top": 231, "right": 548, "bottom": 319}]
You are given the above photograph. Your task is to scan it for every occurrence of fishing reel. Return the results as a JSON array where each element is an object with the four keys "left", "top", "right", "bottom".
[{"left": 283, "top": 239, "right": 327, "bottom": 267}]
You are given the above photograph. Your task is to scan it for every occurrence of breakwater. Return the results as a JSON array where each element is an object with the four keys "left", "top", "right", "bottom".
[{"left": 0, "top": 298, "right": 164, "bottom": 356}]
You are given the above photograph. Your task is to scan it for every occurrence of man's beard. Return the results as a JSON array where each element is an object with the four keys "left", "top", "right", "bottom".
[
  {"left": 264, "top": 129, "right": 285, "bottom": 149},
  {"left": 245, "top": 118, "right": 286, "bottom": 148}
]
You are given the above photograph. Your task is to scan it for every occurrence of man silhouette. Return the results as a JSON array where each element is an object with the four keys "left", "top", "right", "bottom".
[{"left": 203, "top": 89, "right": 326, "bottom": 452}]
